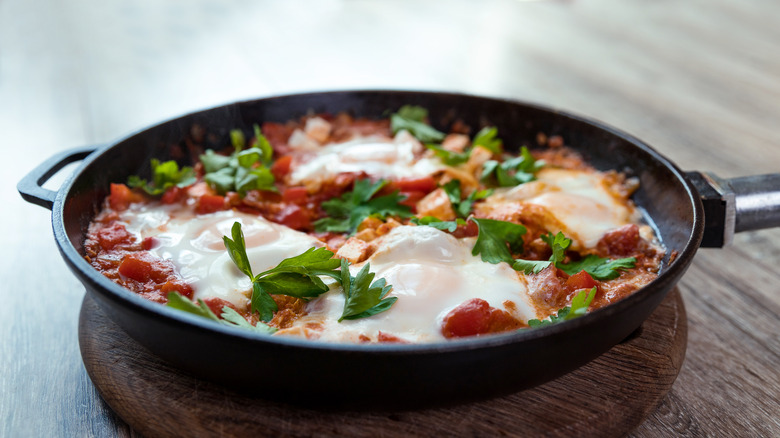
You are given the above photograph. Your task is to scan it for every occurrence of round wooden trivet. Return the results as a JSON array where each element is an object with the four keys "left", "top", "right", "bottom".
[{"left": 79, "top": 290, "right": 687, "bottom": 438}]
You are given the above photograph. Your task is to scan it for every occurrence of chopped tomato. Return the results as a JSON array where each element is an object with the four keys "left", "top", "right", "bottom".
[
  {"left": 97, "top": 222, "right": 135, "bottom": 250},
  {"left": 118, "top": 253, "right": 173, "bottom": 283},
  {"left": 377, "top": 331, "right": 409, "bottom": 344},
  {"left": 452, "top": 220, "right": 479, "bottom": 238},
  {"left": 160, "top": 279, "right": 194, "bottom": 299},
  {"left": 565, "top": 270, "right": 598, "bottom": 292},
  {"left": 398, "top": 190, "right": 426, "bottom": 208},
  {"left": 598, "top": 224, "right": 640, "bottom": 256},
  {"left": 196, "top": 194, "right": 226, "bottom": 214},
  {"left": 108, "top": 183, "right": 143, "bottom": 211},
  {"left": 161, "top": 186, "right": 186, "bottom": 204},
  {"left": 441, "top": 298, "right": 522, "bottom": 339},
  {"left": 271, "top": 155, "right": 294, "bottom": 179},
  {"left": 393, "top": 176, "right": 437, "bottom": 193},
  {"left": 202, "top": 297, "right": 238, "bottom": 318},
  {"left": 282, "top": 186, "right": 309, "bottom": 204},
  {"left": 275, "top": 204, "right": 310, "bottom": 230},
  {"left": 141, "top": 236, "right": 158, "bottom": 250}
]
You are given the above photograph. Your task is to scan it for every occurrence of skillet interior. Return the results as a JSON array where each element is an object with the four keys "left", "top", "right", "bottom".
[{"left": 56, "top": 91, "right": 703, "bottom": 409}]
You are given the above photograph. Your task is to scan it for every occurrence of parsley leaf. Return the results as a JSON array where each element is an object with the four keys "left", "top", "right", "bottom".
[
  {"left": 127, "top": 159, "right": 196, "bottom": 196},
  {"left": 472, "top": 126, "right": 503, "bottom": 154},
  {"left": 471, "top": 218, "right": 527, "bottom": 265},
  {"left": 441, "top": 180, "right": 493, "bottom": 218},
  {"left": 424, "top": 144, "right": 470, "bottom": 166},
  {"left": 527, "top": 287, "right": 596, "bottom": 327},
  {"left": 512, "top": 231, "right": 635, "bottom": 280},
  {"left": 166, "top": 292, "right": 219, "bottom": 321},
  {"left": 410, "top": 216, "right": 465, "bottom": 232},
  {"left": 390, "top": 105, "right": 446, "bottom": 143},
  {"left": 314, "top": 179, "right": 413, "bottom": 234},
  {"left": 558, "top": 255, "right": 636, "bottom": 280},
  {"left": 200, "top": 124, "right": 276, "bottom": 196},
  {"left": 166, "top": 291, "right": 276, "bottom": 334},
  {"left": 220, "top": 307, "right": 277, "bottom": 334},
  {"left": 481, "top": 146, "right": 545, "bottom": 187},
  {"left": 339, "top": 259, "right": 397, "bottom": 321},
  {"left": 223, "top": 222, "right": 342, "bottom": 322}
]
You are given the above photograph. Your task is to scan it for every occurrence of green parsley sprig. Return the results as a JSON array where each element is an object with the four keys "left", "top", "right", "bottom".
[
  {"left": 200, "top": 124, "right": 276, "bottom": 196},
  {"left": 410, "top": 216, "right": 466, "bottom": 232},
  {"left": 127, "top": 159, "right": 196, "bottom": 196},
  {"left": 424, "top": 125, "right": 504, "bottom": 166},
  {"left": 314, "top": 179, "right": 413, "bottom": 234},
  {"left": 390, "top": 105, "right": 446, "bottom": 143},
  {"left": 338, "top": 259, "right": 397, "bottom": 321},
  {"left": 471, "top": 218, "right": 527, "bottom": 265},
  {"left": 441, "top": 179, "right": 493, "bottom": 218},
  {"left": 527, "top": 287, "right": 596, "bottom": 327},
  {"left": 166, "top": 291, "right": 276, "bottom": 334},
  {"left": 481, "top": 146, "right": 545, "bottom": 187},
  {"left": 513, "top": 231, "right": 636, "bottom": 280},
  {"left": 223, "top": 221, "right": 398, "bottom": 323}
]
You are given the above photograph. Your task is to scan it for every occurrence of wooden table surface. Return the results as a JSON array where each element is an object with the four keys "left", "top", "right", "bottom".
[{"left": 2, "top": 0, "right": 778, "bottom": 436}]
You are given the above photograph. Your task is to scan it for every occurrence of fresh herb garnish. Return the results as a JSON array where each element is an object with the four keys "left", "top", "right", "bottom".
[
  {"left": 558, "top": 255, "right": 636, "bottom": 280},
  {"left": 424, "top": 144, "right": 470, "bottom": 166},
  {"left": 338, "top": 259, "right": 397, "bottom": 321},
  {"left": 481, "top": 146, "right": 545, "bottom": 187},
  {"left": 512, "top": 231, "right": 636, "bottom": 280},
  {"left": 127, "top": 159, "right": 196, "bottom": 196},
  {"left": 471, "top": 218, "right": 527, "bottom": 265},
  {"left": 166, "top": 291, "right": 277, "bottom": 334},
  {"left": 223, "top": 222, "right": 341, "bottom": 321},
  {"left": 424, "top": 125, "right": 503, "bottom": 166},
  {"left": 441, "top": 180, "right": 493, "bottom": 218},
  {"left": 527, "top": 287, "right": 596, "bottom": 327},
  {"left": 472, "top": 126, "right": 503, "bottom": 154},
  {"left": 313, "top": 179, "right": 413, "bottom": 234},
  {"left": 410, "top": 216, "right": 466, "bottom": 232},
  {"left": 513, "top": 231, "right": 572, "bottom": 274},
  {"left": 223, "top": 222, "right": 396, "bottom": 323},
  {"left": 200, "top": 124, "right": 276, "bottom": 196},
  {"left": 390, "top": 105, "right": 446, "bottom": 143}
]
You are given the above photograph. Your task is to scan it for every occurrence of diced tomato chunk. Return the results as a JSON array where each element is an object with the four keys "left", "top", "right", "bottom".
[
  {"left": 161, "top": 186, "right": 186, "bottom": 204},
  {"left": 377, "top": 331, "right": 409, "bottom": 344},
  {"left": 598, "top": 224, "right": 640, "bottom": 256},
  {"left": 275, "top": 204, "right": 310, "bottom": 230},
  {"left": 141, "top": 236, "right": 159, "bottom": 250},
  {"left": 108, "top": 183, "right": 143, "bottom": 211},
  {"left": 565, "top": 270, "right": 598, "bottom": 292},
  {"left": 452, "top": 220, "right": 479, "bottom": 238},
  {"left": 118, "top": 253, "right": 173, "bottom": 283},
  {"left": 160, "top": 279, "right": 194, "bottom": 299},
  {"left": 271, "top": 155, "right": 294, "bottom": 179},
  {"left": 394, "top": 176, "right": 437, "bottom": 193},
  {"left": 196, "top": 194, "right": 226, "bottom": 214},
  {"left": 202, "top": 297, "right": 238, "bottom": 319},
  {"left": 398, "top": 190, "right": 426, "bottom": 208},
  {"left": 282, "top": 186, "right": 309, "bottom": 204},
  {"left": 441, "top": 298, "right": 522, "bottom": 338},
  {"left": 97, "top": 222, "right": 135, "bottom": 250}
]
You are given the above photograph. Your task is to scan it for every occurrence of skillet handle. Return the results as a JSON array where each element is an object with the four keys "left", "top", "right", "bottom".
[
  {"left": 687, "top": 171, "right": 780, "bottom": 247},
  {"left": 17, "top": 146, "right": 98, "bottom": 210}
]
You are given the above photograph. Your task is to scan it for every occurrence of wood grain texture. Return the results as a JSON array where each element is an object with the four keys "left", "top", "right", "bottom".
[
  {"left": 79, "top": 291, "right": 687, "bottom": 438},
  {"left": 3, "top": 0, "right": 779, "bottom": 436}
]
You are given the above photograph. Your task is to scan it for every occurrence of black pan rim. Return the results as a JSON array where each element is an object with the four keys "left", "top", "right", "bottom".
[{"left": 52, "top": 89, "right": 704, "bottom": 355}]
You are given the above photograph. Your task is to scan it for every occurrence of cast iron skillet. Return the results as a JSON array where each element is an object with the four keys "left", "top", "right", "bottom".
[{"left": 18, "top": 91, "right": 780, "bottom": 410}]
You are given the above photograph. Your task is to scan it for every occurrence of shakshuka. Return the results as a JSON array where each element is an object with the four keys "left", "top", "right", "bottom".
[{"left": 84, "top": 107, "right": 664, "bottom": 343}]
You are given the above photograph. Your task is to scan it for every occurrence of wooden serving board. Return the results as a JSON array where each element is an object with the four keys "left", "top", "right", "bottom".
[{"left": 78, "top": 290, "right": 687, "bottom": 438}]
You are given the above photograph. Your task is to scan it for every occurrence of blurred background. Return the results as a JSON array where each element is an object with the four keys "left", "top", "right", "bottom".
[{"left": 2, "top": 0, "right": 778, "bottom": 436}]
